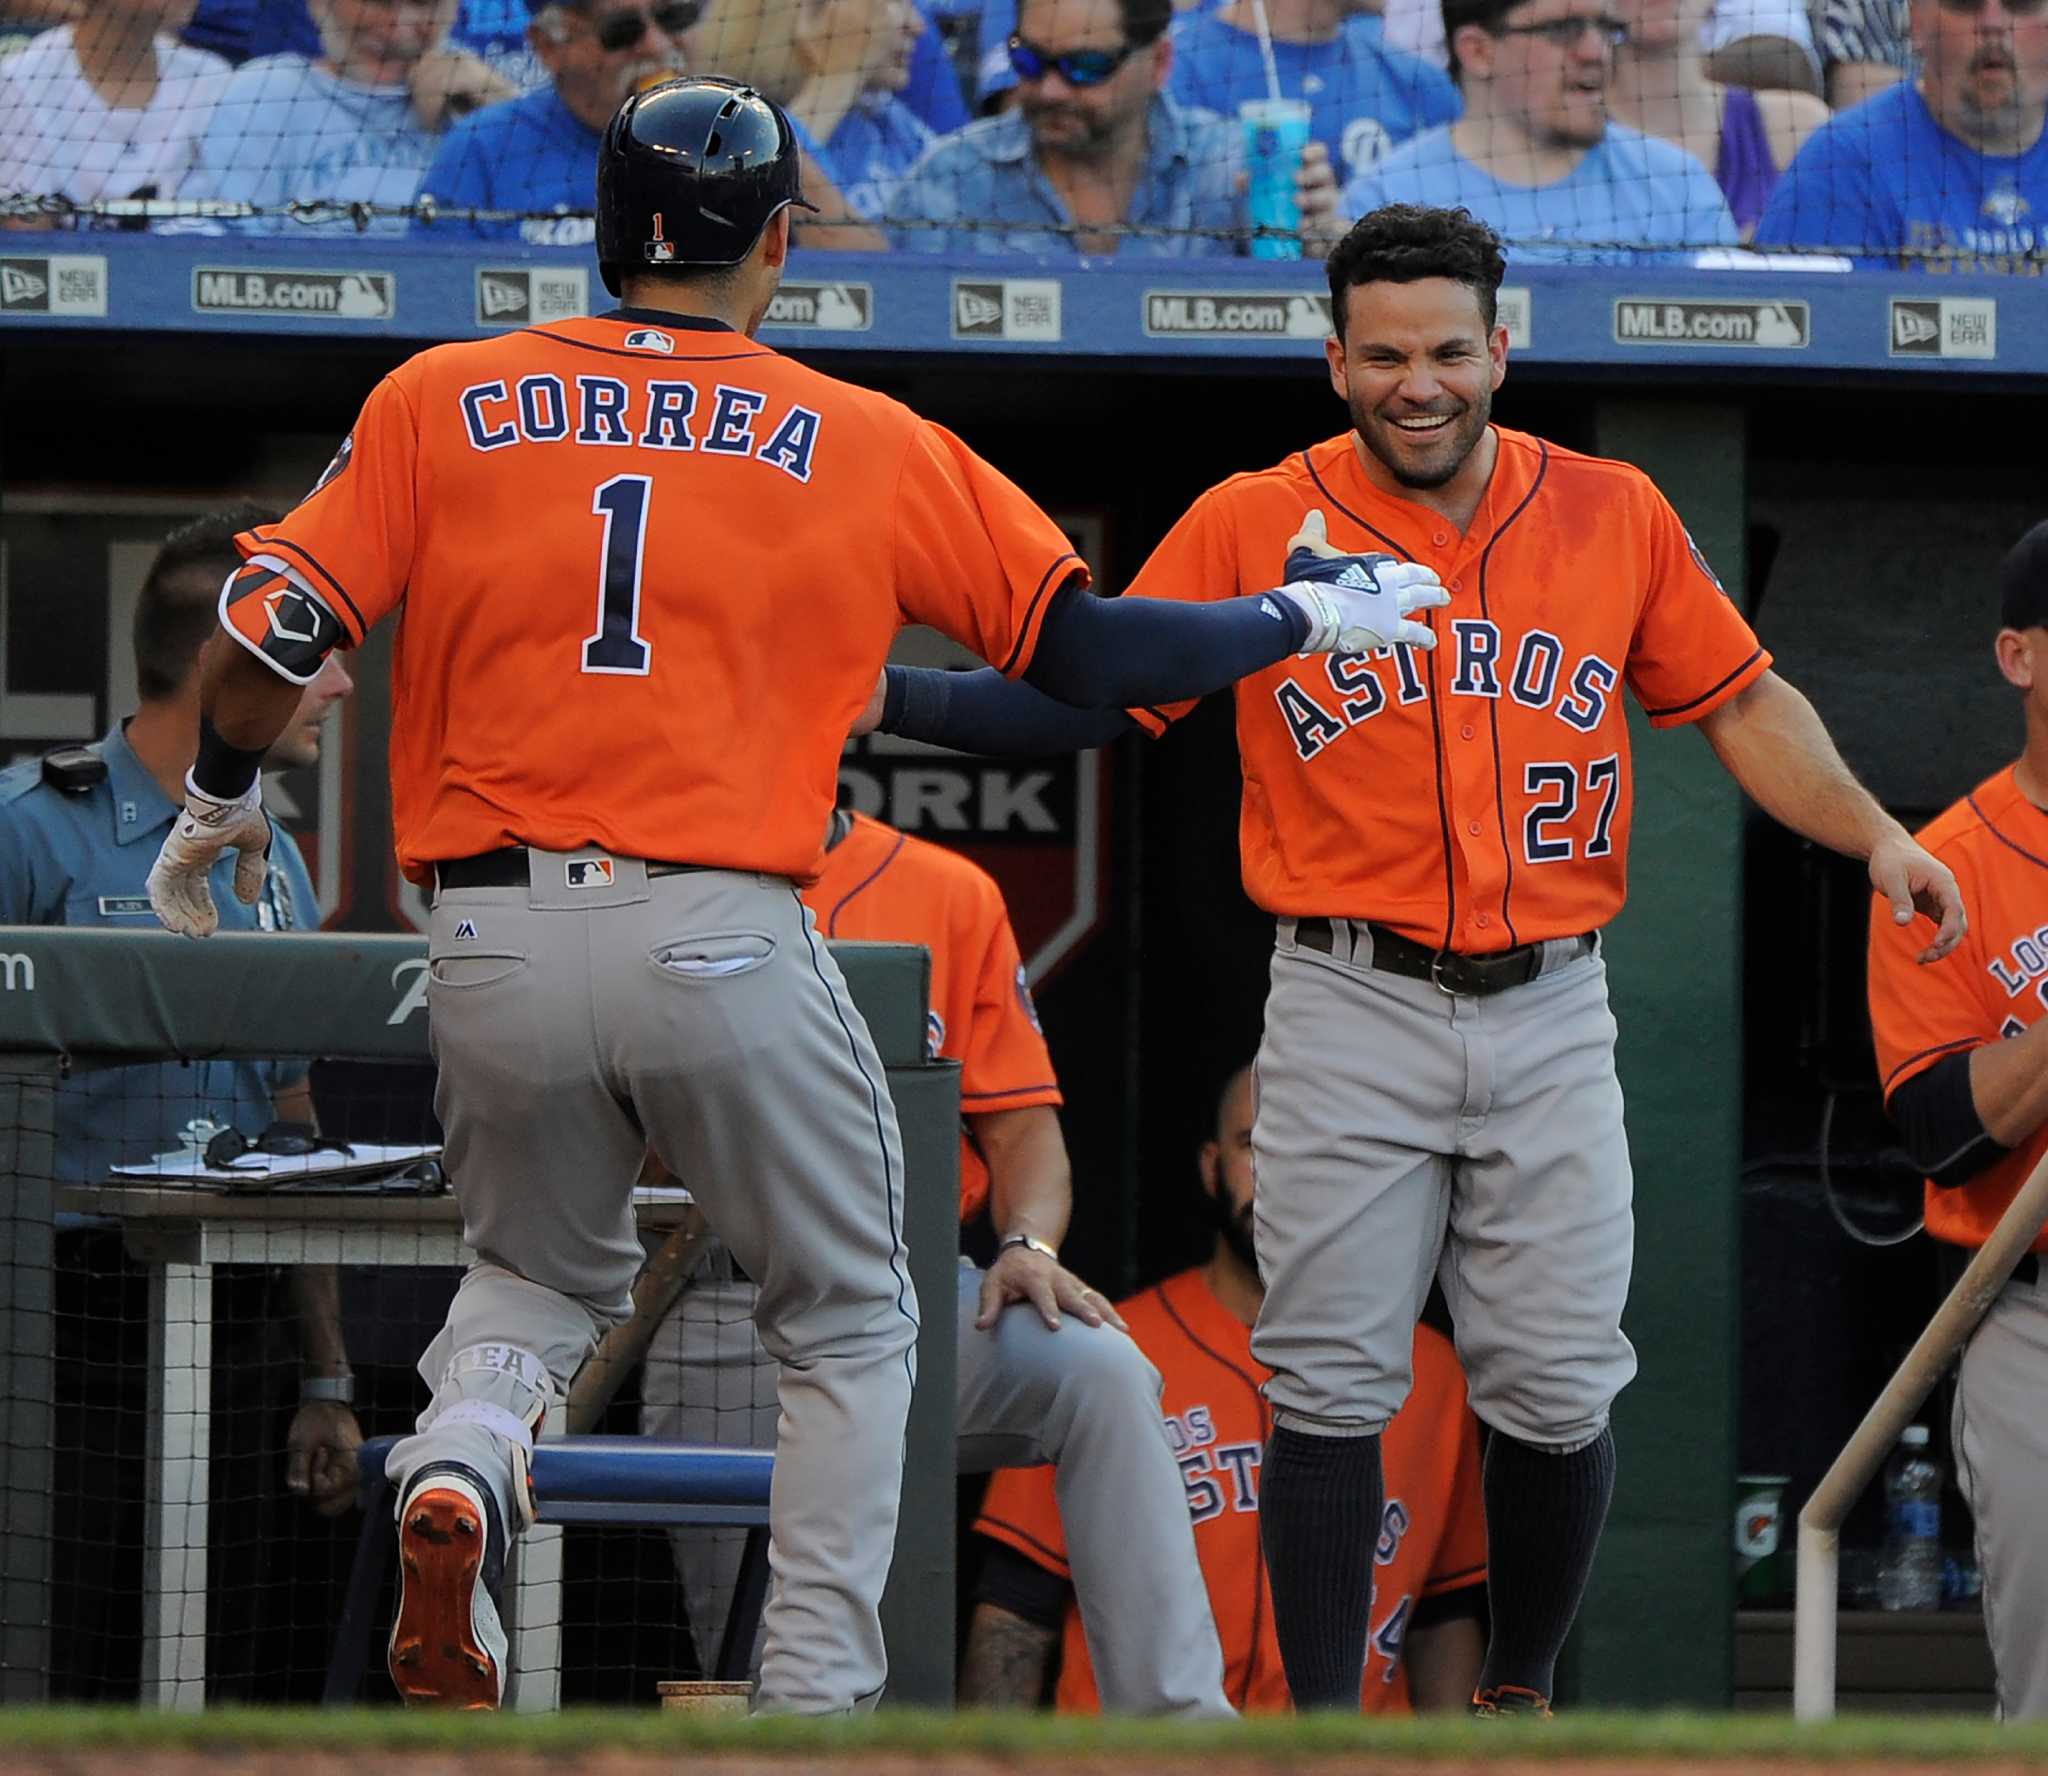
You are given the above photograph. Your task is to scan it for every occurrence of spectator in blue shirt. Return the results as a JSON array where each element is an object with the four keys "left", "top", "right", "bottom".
[
  {"left": 1753, "top": 0, "right": 2048, "bottom": 269},
  {"left": 186, "top": 0, "right": 546, "bottom": 84},
  {"left": 418, "top": 0, "right": 689, "bottom": 242},
  {"left": 1342, "top": 0, "right": 1737, "bottom": 258},
  {"left": 894, "top": 0, "right": 1341, "bottom": 252},
  {"left": 1168, "top": 0, "right": 1460, "bottom": 189},
  {"left": 176, "top": 0, "right": 516, "bottom": 232}
]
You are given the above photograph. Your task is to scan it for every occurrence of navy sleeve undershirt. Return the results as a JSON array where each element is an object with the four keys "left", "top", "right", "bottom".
[{"left": 882, "top": 583, "right": 1311, "bottom": 756}]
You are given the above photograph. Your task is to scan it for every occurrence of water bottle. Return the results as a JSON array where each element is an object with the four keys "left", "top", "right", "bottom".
[{"left": 1877, "top": 1425, "right": 1943, "bottom": 1611}]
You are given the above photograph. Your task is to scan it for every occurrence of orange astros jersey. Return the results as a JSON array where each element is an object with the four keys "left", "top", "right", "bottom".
[
  {"left": 1123, "top": 430, "right": 1770, "bottom": 952},
  {"left": 220, "top": 313, "right": 1083, "bottom": 887},
  {"left": 976, "top": 1270, "right": 1487, "bottom": 1714},
  {"left": 1868, "top": 764, "right": 2048, "bottom": 1254},
  {"left": 804, "top": 812, "right": 1061, "bottom": 1224}
]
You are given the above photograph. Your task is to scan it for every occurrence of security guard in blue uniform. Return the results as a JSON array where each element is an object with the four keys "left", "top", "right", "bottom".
[{"left": 0, "top": 504, "right": 356, "bottom": 1696}]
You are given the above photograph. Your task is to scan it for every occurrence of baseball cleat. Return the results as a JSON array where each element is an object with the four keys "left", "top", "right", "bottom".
[
  {"left": 390, "top": 1462, "right": 508, "bottom": 1709},
  {"left": 1471, "top": 1683, "right": 1553, "bottom": 1718}
]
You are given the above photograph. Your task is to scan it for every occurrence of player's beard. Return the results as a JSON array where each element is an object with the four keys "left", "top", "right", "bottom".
[
  {"left": 1350, "top": 383, "right": 1491, "bottom": 491},
  {"left": 1219, "top": 1200, "right": 1260, "bottom": 1278}
]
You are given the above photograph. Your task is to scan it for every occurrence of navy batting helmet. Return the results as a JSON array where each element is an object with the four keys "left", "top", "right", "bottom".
[{"left": 595, "top": 77, "right": 819, "bottom": 295}]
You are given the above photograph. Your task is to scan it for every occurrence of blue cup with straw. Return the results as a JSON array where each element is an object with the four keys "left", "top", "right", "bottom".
[{"left": 1238, "top": 0, "right": 1309, "bottom": 259}]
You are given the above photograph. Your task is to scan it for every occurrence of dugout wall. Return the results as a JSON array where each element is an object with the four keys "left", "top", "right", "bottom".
[{"left": 0, "top": 930, "right": 960, "bottom": 1707}]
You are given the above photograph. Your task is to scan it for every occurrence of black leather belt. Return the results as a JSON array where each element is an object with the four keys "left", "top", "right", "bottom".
[
  {"left": 1294, "top": 917, "right": 1592, "bottom": 997},
  {"left": 436, "top": 847, "right": 703, "bottom": 890}
]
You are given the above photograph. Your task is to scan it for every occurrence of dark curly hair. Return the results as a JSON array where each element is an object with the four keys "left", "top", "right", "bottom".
[{"left": 1325, "top": 204, "right": 1507, "bottom": 341}]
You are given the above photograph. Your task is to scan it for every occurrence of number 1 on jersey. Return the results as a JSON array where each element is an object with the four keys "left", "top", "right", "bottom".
[{"left": 583, "top": 473, "right": 652, "bottom": 676}]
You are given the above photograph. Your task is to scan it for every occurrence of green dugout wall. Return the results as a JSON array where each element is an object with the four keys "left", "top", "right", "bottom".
[{"left": 1578, "top": 402, "right": 1748, "bottom": 1708}]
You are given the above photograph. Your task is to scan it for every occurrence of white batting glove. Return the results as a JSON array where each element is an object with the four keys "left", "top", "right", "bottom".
[
  {"left": 146, "top": 771, "right": 272, "bottom": 939},
  {"left": 1272, "top": 508, "right": 1449, "bottom": 654}
]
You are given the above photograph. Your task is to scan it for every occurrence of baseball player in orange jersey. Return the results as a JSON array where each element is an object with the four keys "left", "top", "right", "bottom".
[
  {"left": 1867, "top": 521, "right": 2048, "bottom": 1722},
  {"left": 141, "top": 81, "right": 1441, "bottom": 1714},
  {"left": 642, "top": 808, "right": 1231, "bottom": 1712},
  {"left": 965, "top": 1063, "right": 1488, "bottom": 1714},
  {"left": 866, "top": 203, "right": 1966, "bottom": 1714}
]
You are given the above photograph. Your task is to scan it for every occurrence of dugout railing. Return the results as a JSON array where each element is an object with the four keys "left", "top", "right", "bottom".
[{"left": 0, "top": 926, "right": 960, "bottom": 1710}]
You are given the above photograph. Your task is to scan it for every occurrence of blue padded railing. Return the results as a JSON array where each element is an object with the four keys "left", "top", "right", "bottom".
[{"left": 324, "top": 1434, "right": 773, "bottom": 1703}]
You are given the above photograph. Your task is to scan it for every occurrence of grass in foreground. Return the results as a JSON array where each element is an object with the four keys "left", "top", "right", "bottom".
[{"left": 0, "top": 1707, "right": 2042, "bottom": 1762}]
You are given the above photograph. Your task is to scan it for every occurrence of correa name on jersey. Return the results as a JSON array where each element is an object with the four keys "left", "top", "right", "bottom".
[
  {"left": 1272, "top": 622, "right": 1620, "bottom": 761},
  {"left": 457, "top": 373, "right": 822, "bottom": 483}
]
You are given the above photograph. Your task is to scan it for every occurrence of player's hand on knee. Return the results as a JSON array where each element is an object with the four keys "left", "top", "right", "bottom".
[
  {"left": 1274, "top": 510, "right": 1448, "bottom": 655},
  {"left": 976, "top": 1245, "right": 1128, "bottom": 1335},
  {"left": 1869, "top": 831, "right": 1968, "bottom": 964}
]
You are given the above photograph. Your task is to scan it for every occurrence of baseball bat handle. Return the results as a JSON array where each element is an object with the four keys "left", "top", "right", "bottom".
[{"left": 564, "top": 1156, "right": 712, "bottom": 1434}]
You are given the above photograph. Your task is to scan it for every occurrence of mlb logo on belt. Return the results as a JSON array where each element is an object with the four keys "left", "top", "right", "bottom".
[{"left": 566, "top": 858, "right": 616, "bottom": 888}]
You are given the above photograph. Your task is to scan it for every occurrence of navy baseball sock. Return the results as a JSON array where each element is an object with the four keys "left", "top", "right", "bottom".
[
  {"left": 1259, "top": 1423, "right": 1383, "bottom": 1710},
  {"left": 1478, "top": 1427, "right": 1617, "bottom": 1701}
]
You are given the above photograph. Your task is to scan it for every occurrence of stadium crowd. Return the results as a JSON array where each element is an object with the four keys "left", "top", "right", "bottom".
[{"left": 0, "top": 0, "right": 2042, "bottom": 265}]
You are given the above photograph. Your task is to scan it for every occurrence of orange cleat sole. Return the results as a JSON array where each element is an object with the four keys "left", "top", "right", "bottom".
[{"left": 389, "top": 1485, "right": 502, "bottom": 1709}]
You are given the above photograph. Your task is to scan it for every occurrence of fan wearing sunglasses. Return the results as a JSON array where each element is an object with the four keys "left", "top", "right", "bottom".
[
  {"left": 892, "top": 0, "right": 1340, "bottom": 253},
  {"left": 176, "top": 0, "right": 515, "bottom": 233},
  {"left": 1338, "top": 0, "right": 1739, "bottom": 259},
  {"left": 416, "top": 0, "right": 691, "bottom": 241},
  {"left": 1754, "top": 0, "right": 2048, "bottom": 268}
]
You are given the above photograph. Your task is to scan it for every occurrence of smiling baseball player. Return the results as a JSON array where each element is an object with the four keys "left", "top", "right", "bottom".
[
  {"left": 865, "top": 202, "right": 1965, "bottom": 1716},
  {"left": 143, "top": 80, "right": 1446, "bottom": 1714}
]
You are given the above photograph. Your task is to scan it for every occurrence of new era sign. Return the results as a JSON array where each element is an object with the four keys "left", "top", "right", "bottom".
[
  {"left": 1889, "top": 297, "right": 1996, "bottom": 359},
  {"left": 475, "top": 266, "right": 588, "bottom": 328},
  {"left": 952, "top": 278, "right": 1062, "bottom": 343},
  {"left": 0, "top": 254, "right": 107, "bottom": 317}
]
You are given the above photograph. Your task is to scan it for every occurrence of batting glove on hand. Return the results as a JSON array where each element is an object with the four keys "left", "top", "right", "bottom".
[
  {"left": 1273, "top": 508, "right": 1449, "bottom": 654},
  {"left": 147, "top": 771, "right": 272, "bottom": 939}
]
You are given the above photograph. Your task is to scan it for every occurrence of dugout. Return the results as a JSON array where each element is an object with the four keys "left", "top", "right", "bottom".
[{"left": 4, "top": 244, "right": 2042, "bottom": 1710}]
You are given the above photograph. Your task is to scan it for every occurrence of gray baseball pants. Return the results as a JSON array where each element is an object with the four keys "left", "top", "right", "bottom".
[
  {"left": 384, "top": 852, "right": 918, "bottom": 1714},
  {"left": 1251, "top": 918, "right": 1638, "bottom": 1447},
  {"left": 1954, "top": 1265, "right": 2048, "bottom": 1720},
  {"left": 644, "top": 1258, "right": 1234, "bottom": 1716}
]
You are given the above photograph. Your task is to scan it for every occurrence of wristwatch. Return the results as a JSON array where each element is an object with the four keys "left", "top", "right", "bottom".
[
  {"left": 997, "top": 1233, "right": 1059, "bottom": 1263},
  {"left": 300, "top": 1374, "right": 356, "bottom": 1406}
]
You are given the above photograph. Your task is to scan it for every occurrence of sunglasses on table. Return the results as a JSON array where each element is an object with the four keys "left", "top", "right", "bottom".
[
  {"left": 1007, "top": 33, "right": 1142, "bottom": 85},
  {"left": 591, "top": 0, "right": 704, "bottom": 52},
  {"left": 1494, "top": 14, "right": 1629, "bottom": 46},
  {"left": 204, "top": 1121, "right": 355, "bottom": 1170}
]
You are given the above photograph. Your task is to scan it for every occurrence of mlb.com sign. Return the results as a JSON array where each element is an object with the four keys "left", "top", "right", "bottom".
[
  {"left": 1613, "top": 299, "right": 1809, "bottom": 348},
  {"left": 0, "top": 952, "right": 32, "bottom": 991}
]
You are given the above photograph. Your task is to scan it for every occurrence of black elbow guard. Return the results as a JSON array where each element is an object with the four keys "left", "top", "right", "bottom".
[
  {"left": 1887, "top": 1051, "right": 2009, "bottom": 1190},
  {"left": 972, "top": 1535, "right": 1072, "bottom": 1632}
]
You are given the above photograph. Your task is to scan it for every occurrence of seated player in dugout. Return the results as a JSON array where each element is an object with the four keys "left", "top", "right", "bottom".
[
  {"left": 1866, "top": 520, "right": 2048, "bottom": 1723},
  {"left": 965, "top": 1061, "right": 1488, "bottom": 1713},
  {"left": 641, "top": 805, "right": 1242, "bottom": 1715}
]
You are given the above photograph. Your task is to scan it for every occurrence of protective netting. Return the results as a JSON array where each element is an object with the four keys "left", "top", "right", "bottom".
[
  {"left": 0, "top": 1053, "right": 760, "bottom": 1705},
  {"left": 0, "top": 0, "right": 2038, "bottom": 270}
]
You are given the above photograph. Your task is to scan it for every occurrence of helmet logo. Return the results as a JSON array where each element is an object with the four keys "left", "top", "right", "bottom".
[{"left": 648, "top": 210, "right": 676, "bottom": 265}]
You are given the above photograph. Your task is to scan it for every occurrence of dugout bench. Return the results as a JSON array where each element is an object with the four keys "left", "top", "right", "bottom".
[{"left": 0, "top": 927, "right": 960, "bottom": 1709}]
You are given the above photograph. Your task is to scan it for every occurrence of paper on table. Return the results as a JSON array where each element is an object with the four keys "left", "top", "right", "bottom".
[{"left": 110, "top": 1142, "right": 441, "bottom": 1185}]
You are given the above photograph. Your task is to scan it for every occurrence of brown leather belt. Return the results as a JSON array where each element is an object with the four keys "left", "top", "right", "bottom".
[
  {"left": 437, "top": 848, "right": 703, "bottom": 890},
  {"left": 1294, "top": 916, "right": 1593, "bottom": 998}
]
